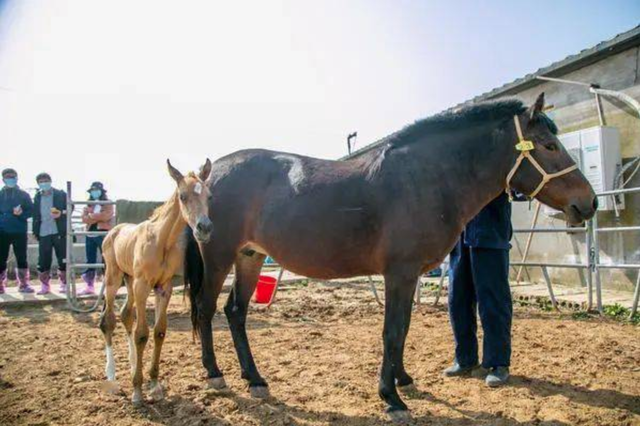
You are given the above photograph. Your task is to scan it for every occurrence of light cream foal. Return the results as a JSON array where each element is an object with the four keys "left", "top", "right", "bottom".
[{"left": 99, "top": 159, "right": 213, "bottom": 405}]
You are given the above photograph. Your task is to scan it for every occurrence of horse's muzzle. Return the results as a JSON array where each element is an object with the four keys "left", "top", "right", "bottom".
[
  {"left": 565, "top": 195, "right": 598, "bottom": 225},
  {"left": 194, "top": 217, "right": 213, "bottom": 243}
]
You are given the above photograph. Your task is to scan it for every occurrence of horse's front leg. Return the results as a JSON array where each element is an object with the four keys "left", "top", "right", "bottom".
[
  {"left": 148, "top": 282, "right": 173, "bottom": 401},
  {"left": 379, "top": 267, "right": 418, "bottom": 422},
  {"left": 224, "top": 252, "right": 269, "bottom": 398},
  {"left": 198, "top": 262, "right": 232, "bottom": 389},
  {"left": 132, "top": 278, "right": 150, "bottom": 405}
]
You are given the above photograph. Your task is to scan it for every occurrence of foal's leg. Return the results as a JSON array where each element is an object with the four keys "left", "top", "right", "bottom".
[
  {"left": 148, "top": 282, "right": 173, "bottom": 400},
  {"left": 120, "top": 276, "right": 136, "bottom": 372},
  {"left": 131, "top": 278, "right": 150, "bottom": 405},
  {"left": 99, "top": 265, "right": 123, "bottom": 384},
  {"left": 224, "top": 252, "right": 268, "bottom": 398},
  {"left": 379, "top": 268, "right": 418, "bottom": 421}
]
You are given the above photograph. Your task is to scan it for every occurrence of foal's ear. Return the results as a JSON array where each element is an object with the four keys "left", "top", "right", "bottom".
[
  {"left": 528, "top": 92, "right": 546, "bottom": 121},
  {"left": 167, "top": 159, "right": 184, "bottom": 183},
  {"left": 199, "top": 158, "right": 212, "bottom": 181}
]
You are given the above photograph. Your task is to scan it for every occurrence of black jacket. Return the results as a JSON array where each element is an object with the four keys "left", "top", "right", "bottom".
[{"left": 33, "top": 188, "right": 67, "bottom": 238}]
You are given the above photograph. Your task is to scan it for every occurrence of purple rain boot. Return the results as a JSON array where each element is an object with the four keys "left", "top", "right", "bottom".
[
  {"left": 0, "top": 270, "right": 6, "bottom": 294},
  {"left": 17, "top": 268, "right": 35, "bottom": 293},
  {"left": 37, "top": 271, "right": 51, "bottom": 295},
  {"left": 79, "top": 271, "right": 95, "bottom": 295},
  {"left": 58, "top": 270, "right": 67, "bottom": 293}
]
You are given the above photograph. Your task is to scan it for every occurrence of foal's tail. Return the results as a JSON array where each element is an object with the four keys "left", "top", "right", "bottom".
[{"left": 184, "top": 227, "right": 204, "bottom": 338}]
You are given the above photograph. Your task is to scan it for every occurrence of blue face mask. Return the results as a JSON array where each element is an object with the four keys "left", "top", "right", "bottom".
[
  {"left": 90, "top": 190, "right": 102, "bottom": 199},
  {"left": 3, "top": 178, "right": 17, "bottom": 188},
  {"left": 39, "top": 182, "right": 52, "bottom": 192}
]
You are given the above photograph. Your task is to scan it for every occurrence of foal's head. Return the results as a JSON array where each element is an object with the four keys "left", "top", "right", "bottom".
[
  {"left": 167, "top": 159, "right": 213, "bottom": 243},
  {"left": 507, "top": 93, "right": 597, "bottom": 225}
]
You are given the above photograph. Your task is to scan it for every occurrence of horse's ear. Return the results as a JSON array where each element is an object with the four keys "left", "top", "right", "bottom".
[
  {"left": 167, "top": 159, "right": 184, "bottom": 183},
  {"left": 528, "top": 92, "right": 545, "bottom": 121},
  {"left": 199, "top": 158, "right": 212, "bottom": 181}
]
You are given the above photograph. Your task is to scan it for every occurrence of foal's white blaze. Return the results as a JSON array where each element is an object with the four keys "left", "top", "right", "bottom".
[
  {"left": 274, "top": 155, "right": 305, "bottom": 192},
  {"left": 105, "top": 345, "right": 116, "bottom": 381},
  {"left": 194, "top": 182, "right": 202, "bottom": 195}
]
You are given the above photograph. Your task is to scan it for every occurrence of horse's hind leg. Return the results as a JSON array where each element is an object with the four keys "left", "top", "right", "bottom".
[
  {"left": 224, "top": 251, "right": 269, "bottom": 398},
  {"left": 131, "top": 278, "right": 150, "bottom": 405},
  {"left": 148, "top": 282, "right": 173, "bottom": 401},
  {"left": 379, "top": 267, "right": 419, "bottom": 421},
  {"left": 99, "top": 265, "right": 123, "bottom": 385}
]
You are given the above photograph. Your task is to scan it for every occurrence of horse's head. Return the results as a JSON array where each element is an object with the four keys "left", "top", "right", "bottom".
[
  {"left": 167, "top": 158, "right": 213, "bottom": 243},
  {"left": 507, "top": 93, "right": 597, "bottom": 225}
]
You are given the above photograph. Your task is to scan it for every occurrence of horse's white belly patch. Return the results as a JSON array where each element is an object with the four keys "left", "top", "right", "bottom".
[{"left": 274, "top": 154, "right": 305, "bottom": 192}]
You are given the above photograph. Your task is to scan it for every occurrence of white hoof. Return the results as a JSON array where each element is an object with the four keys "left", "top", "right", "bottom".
[
  {"left": 249, "top": 386, "right": 270, "bottom": 399},
  {"left": 387, "top": 409, "right": 412, "bottom": 424},
  {"left": 100, "top": 380, "right": 120, "bottom": 395},
  {"left": 132, "top": 389, "right": 143, "bottom": 406},
  {"left": 398, "top": 383, "right": 418, "bottom": 395},
  {"left": 207, "top": 377, "right": 227, "bottom": 390},
  {"left": 149, "top": 383, "right": 165, "bottom": 401}
]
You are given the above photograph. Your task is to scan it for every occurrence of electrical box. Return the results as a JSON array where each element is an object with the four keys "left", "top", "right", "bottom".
[{"left": 557, "top": 126, "right": 624, "bottom": 211}]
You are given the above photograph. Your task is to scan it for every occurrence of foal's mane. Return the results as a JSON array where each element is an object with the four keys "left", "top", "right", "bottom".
[{"left": 149, "top": 172, "right": 199, "bottom": 222}]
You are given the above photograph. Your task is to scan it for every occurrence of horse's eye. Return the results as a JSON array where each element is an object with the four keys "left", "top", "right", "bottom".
[
  {"left": 179, "top": 193, "right": 187, "bottom": 202},
  {"left": 544, "top": 143, "right": 558, "bottom": 152}
]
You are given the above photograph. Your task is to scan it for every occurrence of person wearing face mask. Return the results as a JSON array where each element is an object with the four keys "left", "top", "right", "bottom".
[
  {"left": 32, "top": 173, "right": 68, "bottom": 295},
  {"left": 80, "top": 182, "right": 114, "bottom": 295},
  {"left": 0, "top": 168, "right": 35, "bottom": 293}
]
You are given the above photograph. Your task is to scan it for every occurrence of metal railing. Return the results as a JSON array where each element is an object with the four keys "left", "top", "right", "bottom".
[
  {"left": 510, "top": 186, "right": 640, "bottom": 319},
  {"left": 65, "top": 181, "right": 113, "bottom": 313}
]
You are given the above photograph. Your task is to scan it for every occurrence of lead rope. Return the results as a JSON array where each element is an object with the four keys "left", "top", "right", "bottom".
[{"left": 505, "top": 115, "right": 579, "bottom": 200}]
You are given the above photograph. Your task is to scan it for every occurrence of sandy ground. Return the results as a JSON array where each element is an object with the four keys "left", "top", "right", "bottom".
[{"left": 0, "top": 281, "right": 639, "bottom": 426}]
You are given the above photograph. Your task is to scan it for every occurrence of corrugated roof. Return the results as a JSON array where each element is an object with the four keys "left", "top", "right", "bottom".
[{"left": 345, "top": 25, "right": 640, "bottom": 159}]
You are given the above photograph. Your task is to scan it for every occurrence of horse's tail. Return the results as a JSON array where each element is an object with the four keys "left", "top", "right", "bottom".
[{"left": 183, "top": 227, "right": 204, "bottom": 338}]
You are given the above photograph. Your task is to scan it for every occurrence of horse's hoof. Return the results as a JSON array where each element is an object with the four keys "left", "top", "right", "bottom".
[
  {"left": 249, "top": 385, "right": 270, "bottom": 399},
  {"left": 132, "top": 389, "right": 143, "bottom": 406},
  {"left": 207, "top": 377, "right": 227, "bottom": 390},
  {"left": 398, "top": 383, "right": 418, "bottom": 395},
  {"left": 150, "top": 384, "right": 165, "bottom": 401},
  {"left": 387, "top": 409, "right": 412, "bottom": 424}
]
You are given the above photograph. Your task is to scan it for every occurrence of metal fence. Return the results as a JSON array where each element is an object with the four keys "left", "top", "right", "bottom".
[{"left": 510, "top": 186, "right": 640, "bottom": 319}]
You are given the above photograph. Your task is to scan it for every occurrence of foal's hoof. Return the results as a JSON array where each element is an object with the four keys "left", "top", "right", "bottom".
[
  {"left": 150, "top": 384, "right": 165, "bottom": 401},
  {"left": 387, "top": 409, "right": 412, "bottom": 424},
  {"left": 207, "top": 377, "right": 228, "bottom": 390},
  {"left": 249, "top": 385, "right": 270, "bottom": 399},
  {"left": 100, "top": 380, "right": 120, "bottom": 395},
  {"left": 398, "top": 383, "right": 418, "bottom": 395}
]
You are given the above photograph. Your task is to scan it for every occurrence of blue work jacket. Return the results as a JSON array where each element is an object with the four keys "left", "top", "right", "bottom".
[{"left": 462, "top": 192, "right": 513, "bottom": 250}]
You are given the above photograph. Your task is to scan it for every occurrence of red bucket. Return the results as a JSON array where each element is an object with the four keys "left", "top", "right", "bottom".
[{"left": 254, "top": 275, "right": 277, "bottom": 304}]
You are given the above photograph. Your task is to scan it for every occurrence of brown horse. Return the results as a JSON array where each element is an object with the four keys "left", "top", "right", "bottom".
[
  {"left": 99, "top": 159, "right": 213, "bottom": 405},
  {"left": 185, "top": 93, "right": 597, "bottom": 420}
]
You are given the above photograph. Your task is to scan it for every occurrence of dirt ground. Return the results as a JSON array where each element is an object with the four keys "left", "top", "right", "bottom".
[{"left": 0, "top": 281, "right": 639, "bottom": 426}]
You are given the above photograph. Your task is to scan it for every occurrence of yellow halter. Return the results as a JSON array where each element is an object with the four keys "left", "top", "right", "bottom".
[{"left": 505, "top": 115, "right": 578, "bottom": 200}]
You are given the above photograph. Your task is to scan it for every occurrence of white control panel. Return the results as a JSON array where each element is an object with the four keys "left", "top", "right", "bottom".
[{"left": 558, "top": 126, "right": 624, "bottom": 211}]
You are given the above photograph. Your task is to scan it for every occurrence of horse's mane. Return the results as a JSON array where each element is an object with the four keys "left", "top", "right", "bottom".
[
  {"left": 149, "top": 172, "right": 198, "bottom": 222},
  {"left": 388, "top": 98, "right": 527, "bottom": 149}
]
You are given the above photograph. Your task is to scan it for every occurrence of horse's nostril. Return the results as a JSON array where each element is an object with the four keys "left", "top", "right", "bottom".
[{"left": 592, "top": 197, "right": 599, "bottom": 211}]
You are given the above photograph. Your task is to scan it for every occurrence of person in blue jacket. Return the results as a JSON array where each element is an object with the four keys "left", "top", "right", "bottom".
[
  {"left": 0, "top": 168, "right": 35, "bottom": 293},
  {"left": 443, "top": 191, "right": 517, "bottom": 387}
]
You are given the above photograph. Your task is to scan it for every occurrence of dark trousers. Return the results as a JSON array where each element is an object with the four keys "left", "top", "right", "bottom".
[
  {"left": 448, "top": 240, "right": 512, "bottom": 368},
  {"left": 38, "top": 234, "right": 66, "bottom": 272},
  {"left": 84, "top": 236, "right": 104, "bottom": 277},
  {"left": 0, "top": 232, "right": 29, "bottom": 272}
]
